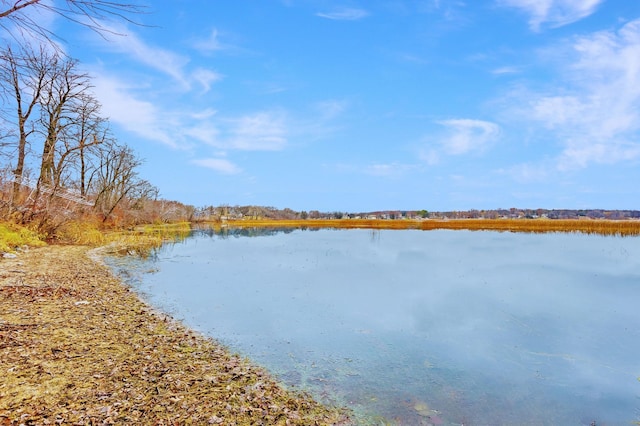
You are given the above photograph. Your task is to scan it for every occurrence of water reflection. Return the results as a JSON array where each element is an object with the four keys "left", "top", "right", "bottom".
[{"left": 107, "top": 228, "right": 640, "bottom": 425}]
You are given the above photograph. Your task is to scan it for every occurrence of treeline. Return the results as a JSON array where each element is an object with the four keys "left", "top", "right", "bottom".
[
  {"left": 428, "top": 208, "right": 640, "bottom": 220},
  {"left": 195, "top": 205, "right": 339, "bottom": 221},
  {"left": 194, "top": 205, "right": 640, "bottom": 222}
]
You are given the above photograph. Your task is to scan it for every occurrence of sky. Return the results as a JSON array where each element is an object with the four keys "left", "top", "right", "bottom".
[{"left": 51, "top": 0, "right": 640, "bottom": 212}]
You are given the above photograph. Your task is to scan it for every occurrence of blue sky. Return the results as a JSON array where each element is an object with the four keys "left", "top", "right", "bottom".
[{"left": 55, "top": 0, "right": 640, "bottom": 212}]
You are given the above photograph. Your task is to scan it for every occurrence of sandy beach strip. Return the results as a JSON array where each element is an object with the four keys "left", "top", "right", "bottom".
[{"left": 0, "top": 245, "right": 350, "bottom": 425}]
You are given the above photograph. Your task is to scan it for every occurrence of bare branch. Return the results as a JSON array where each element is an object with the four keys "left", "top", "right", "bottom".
[{"left": 0, "top": 0, "right": 147, "bottom": 47}]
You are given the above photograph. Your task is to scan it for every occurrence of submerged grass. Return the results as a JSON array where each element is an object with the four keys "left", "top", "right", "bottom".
[
  {"left": 0, "top": 221, "right": 351, "bottom": 424},
  {"left": 0, "top": 245, "right": 350, "bottom": 425},
  {"left": 225, "top": 218, "right": 640, "bottom": 236}
]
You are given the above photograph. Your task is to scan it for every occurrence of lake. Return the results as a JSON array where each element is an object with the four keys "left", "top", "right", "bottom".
[{"left": 105, "top": 227, "right": 640, "bottom": 425}]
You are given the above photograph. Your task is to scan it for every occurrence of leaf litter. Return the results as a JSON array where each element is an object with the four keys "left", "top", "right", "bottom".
[{"left": 0, "top": 245, "right": 351, "bottom": 425}]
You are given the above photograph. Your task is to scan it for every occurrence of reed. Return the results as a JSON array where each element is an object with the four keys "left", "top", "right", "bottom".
[{"left": 222, "top": 218, "right": 640, "bottom": 236}]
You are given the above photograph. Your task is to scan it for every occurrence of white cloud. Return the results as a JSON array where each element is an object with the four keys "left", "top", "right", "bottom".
[
  {"left": 193, "top": 28, "right": 225, "bottom": 53},
  {"left": 316, "top": 8, "right": 369, "bottom": 21},
  {"left": 190, "top": 108, "right": 217, "bottom": 120},
  {"left": 226, "top": 111, "right": 288, "bottom": 151},
  {"left": 184, "top": 121, "right": 220, "bottom": 145},
  {"left": 516, "top": 19, "right": 640, "bottom": 170},
  {"left": 182, "top": 110, "right": 290, "bottom": 152},
  {"left": 556, "top": 142, "right": 640, "bottom": 171},
  {"left": 491, "top": 66, "right": 521, "bottom": 75},
  {"left": 191, "top": 68, "right": 223, "bottom": 93},
  {"left": 192, "top": 158, "right": 242, "bottom": 175},
  {"left": 499, "top": 0, "right": 603, "bottom": 31},
  {"left": 436, "top": 119, "right": 501, "bottom": 155},
  {"left": 91, "top": 73, "right": 181, "bottom": 148},
  {"left": 97, "top": 23, "right": 190, "bottom": 87},
  {"left": 93, "top": 66, "right": 289, "bottom": 153}
]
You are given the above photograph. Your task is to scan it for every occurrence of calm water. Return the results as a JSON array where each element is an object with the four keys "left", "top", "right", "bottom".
[{"left": 106, "top": 228, "right": 640, "bottom": 425}]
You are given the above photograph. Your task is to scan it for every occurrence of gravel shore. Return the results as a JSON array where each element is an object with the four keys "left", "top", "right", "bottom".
[{"left": 0, "top": 245, "right": 350, "bottom": 425}]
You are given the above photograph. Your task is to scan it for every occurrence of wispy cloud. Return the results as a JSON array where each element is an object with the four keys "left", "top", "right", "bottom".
[
  {"left": 436, "top": 119, "right": 501, "bottom": 155},
  {"left": 500, "top": 162, "right": 552, "bottom": 183},
  {"left": 316, "top": 7, "right": 369, "bottom": 21},
  {"left": 193, "top": 28, "right": 226, "bottom": 53},
  {"left": 91, "top": 73, "right": 182, "bottom": 149},
  {"left": 498, "top": 0, "right": 604, "bottom": 31},
  {"left": 419, "top": 119, "right": 500, "bottom": 165},
  {"left": 101, "top": 24, "right": 190, "bottom": 86},
  {"left": 365, "top": 162, "right": 419, "bottom": 177},
  {"left": 192, "top": 158, "right": 242, "bottom": 175},
  {"left": 93, "top": 24, "right": 223, "bottom": 96},
  {"left": 512, "top": 18, "right": 640, "bottom": 170},
  {"left": 314, "top": 100, "right": 348, "bottom": 120},
  {"left": 285, "top": 99, "right": 348, "bottom": 143},
  {"left": 226, "top": 111, "right": 288, "bottom": 151},
  {"left": 191, "top": 68, "right": 223, "bottom": 93},
  {"left": 184, "top": 110, "right": 289, "bottom": 151},
  {"left": 491, "top": 66, "right": 521, "bottom": 75},
  {"left": 92, "top": 69, "right": 289, "bottom": 154},
  {"left": 184, "top": 121, "right": 220, "bottom": 146}
]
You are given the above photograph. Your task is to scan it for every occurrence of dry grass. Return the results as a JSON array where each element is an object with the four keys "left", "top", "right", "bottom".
[
  {"left": 0, "top": 224, "right": 46, "bottom": 253},
  {"left": 52, "top": 221, "right": 193, "bottom": 258},
  {"left": 0, "top": 245, "right": 350, "bottom": 425},
  {"left": 225, "top": 218, "right": 640, "bottom": 236}
]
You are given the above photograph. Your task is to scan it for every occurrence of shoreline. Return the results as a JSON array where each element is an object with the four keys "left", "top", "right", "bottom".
[{"left": 0, "top": 245, "right": 350, "bottom": 425}]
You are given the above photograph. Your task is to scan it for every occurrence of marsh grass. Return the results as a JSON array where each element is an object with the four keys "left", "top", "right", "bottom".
[
  {"left": 55, "top": 220, "right": 106, "bottom": 246},
  {"left": 50, "top": 221, "right": 191, "bottom": 257},
  {"left": 0, "top": 223, "right": 46, "bottom": 253},
  {"left": 0, "top": 220, "right": 193, "bottom": 257},
  {"left": 227, "top": 218, "right": 640, "bottom": 236},
  {"left": 101, "top": 222, "right": 192, "bottom": 257}
]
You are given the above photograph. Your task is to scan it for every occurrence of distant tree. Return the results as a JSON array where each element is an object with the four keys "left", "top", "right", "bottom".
[
  {"left": 417, "top": 209, "right": 429, "bottom": 218},
  {"left": 280, "top": 207, "right": 298, "bottom": 220}
]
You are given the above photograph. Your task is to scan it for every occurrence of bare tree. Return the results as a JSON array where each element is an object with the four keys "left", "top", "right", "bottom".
[
  {"left": 37, "top": 53, "right": 91, "bottom": 189},
  {"left": 0, "top": 0, "right": 145, "bottom": 46},
  {"left": 0, "top": 44, "right": 52, "bottom": 198},
  {"left": 91, "top": 140, "right": 157, "bottom": 223},
  {"left": 71, "top": 92, "right": 106, "bottom": 197},
  {"left": 45, "top": 90, "right": 105, "bottom": 196}
]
